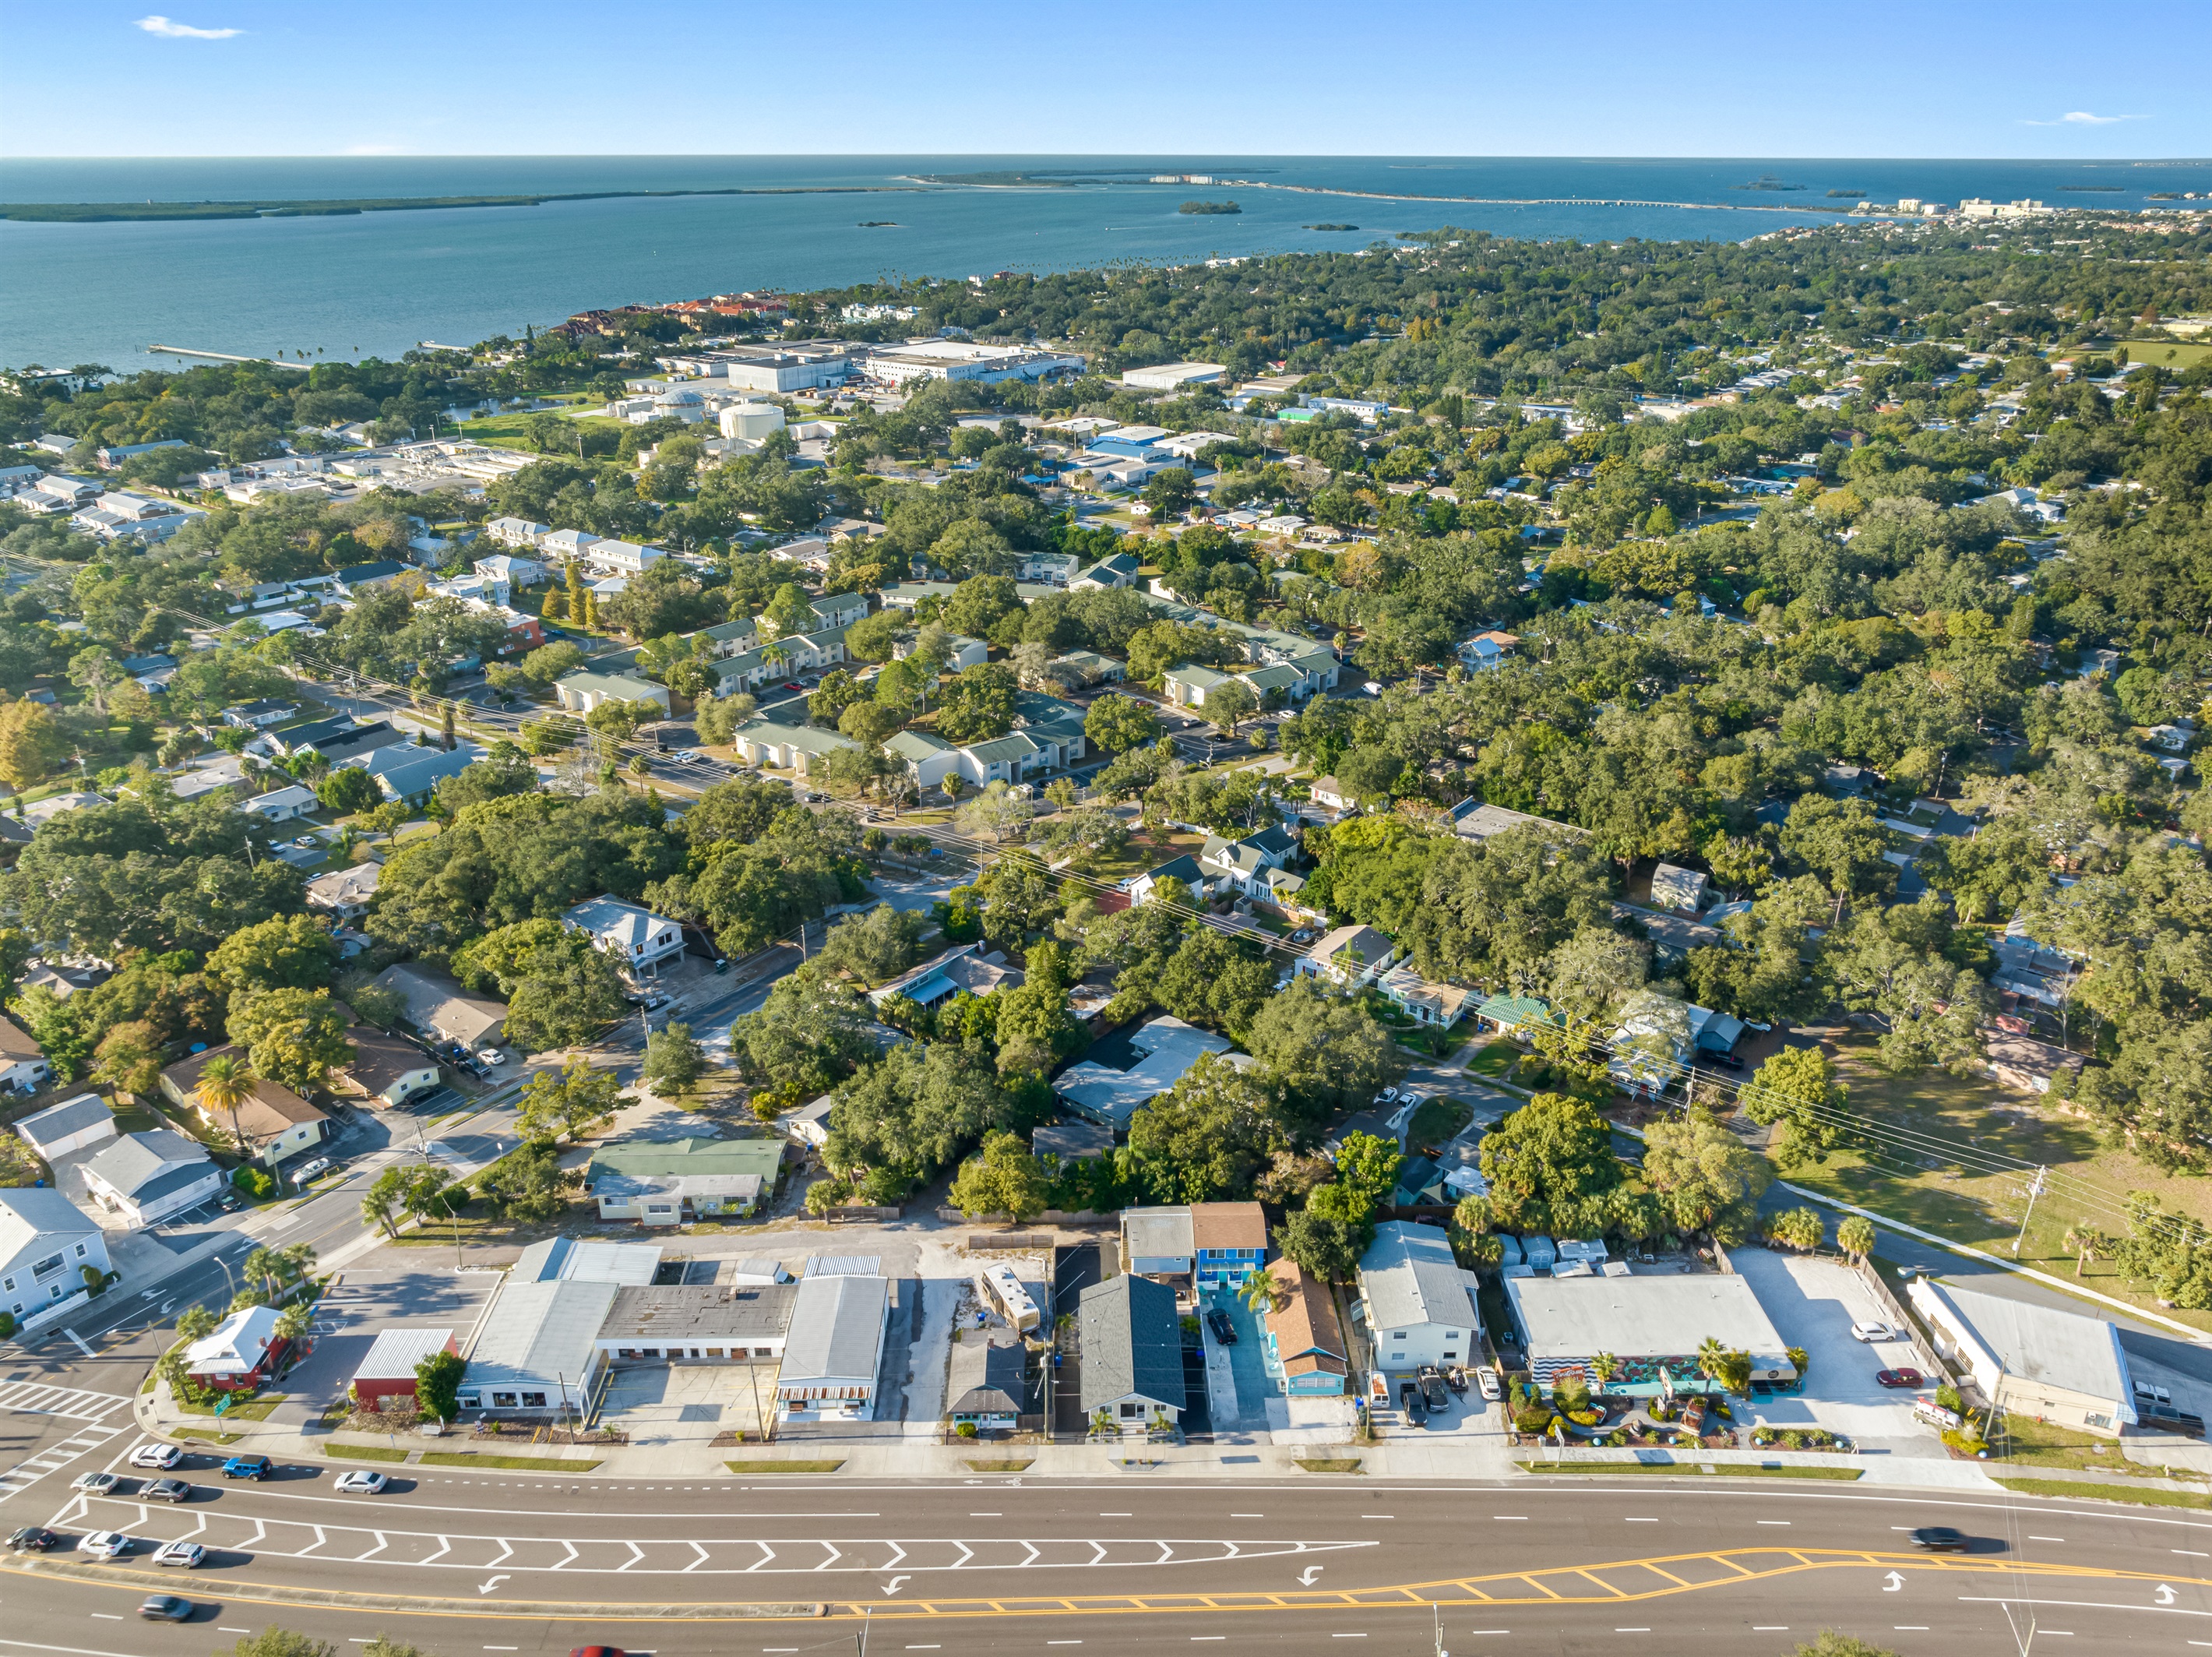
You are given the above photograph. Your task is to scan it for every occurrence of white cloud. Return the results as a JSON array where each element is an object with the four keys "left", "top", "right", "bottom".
[
  {"left": 2022, "top": 111, "right": 2136, "bottom": 126},
  {"left": 134, "top": 15, "right": 243, "bottom": 38}
]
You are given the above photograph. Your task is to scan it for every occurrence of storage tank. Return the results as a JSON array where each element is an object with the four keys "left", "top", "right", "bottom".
[{"left": 720, "top": 400, "right": 787, "bottom": 442}]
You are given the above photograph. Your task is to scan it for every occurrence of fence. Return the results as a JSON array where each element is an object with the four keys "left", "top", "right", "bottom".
[
  {"left": 823, "top": 1204, "right": 902, "bottom": 1223},
  {"left": 967, "top": 1231, "right": 1057, "bottom": 1252}
]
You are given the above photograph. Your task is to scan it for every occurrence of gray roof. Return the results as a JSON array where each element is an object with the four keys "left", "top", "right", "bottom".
[
  {"left": 1034, "top": 1121, "right": 1115, "bottom": 1161},
  {"left": 464, "top": 1279, "right": 618, "bottom": 1388},
  {"left": 598, "top": 1283, "right": 797, "bottom": 1345},
  {"left": 1122, "top": 1207, "right": 1196, "bottom": 1268},
  {"left": 1055, "top": 1015, "right": 1238, "bottom": 1127},
  {"left": 777, "top": 1273, "right": 889, "bottom": 1387},
  {"left": 1506, "top": 1271, "right": 1791, "bottom": 1370},
  {"left": 1920, "top": 1278, "right": 2133, "bottom": 1407},
  {"left": 1358, "top": 1222, "right": 1472, "bottom": 1334},
  {"left": 805, "top": 1255, "right": 881, "bottom": 1278},
  {"left": 511, "top": 1237, "right": 662, "bottom": 1286},
  {"left": 82, "top": 1128, "right": 210, "bottom": 1201},
  {"left": 13, "top": 1094, "right": 111, "bottom": 1151},
  {"left": 0, "top": 1185, "right": 100, "bottom": 1277},
  {"left": 1078, "top": 1274, "right": 1185, "bottom": 1412},
  {"left": 948, "top": 1332, "right": 1027, "bottom": 1418}
]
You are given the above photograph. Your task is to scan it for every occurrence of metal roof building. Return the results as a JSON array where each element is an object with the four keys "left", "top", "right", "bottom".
[
  {"left": 775, "top": 1274, "right": 890, "bottom": 1418},
  {"left": 456, "top": 1278, "right": 617, "bottom": 1418}
]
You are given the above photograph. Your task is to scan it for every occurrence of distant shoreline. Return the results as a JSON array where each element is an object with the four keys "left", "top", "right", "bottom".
[{"left": 0, "top": 185, "right": 930, "bottom": 224}]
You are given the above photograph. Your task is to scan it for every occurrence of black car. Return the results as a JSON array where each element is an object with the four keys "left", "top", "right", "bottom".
[
  {"left": 1399, "top": 1380, "right": 1425, "bottom": 1421},
  {"left": 6, "top": 1527, "right": 57, "bottom": 1552},
  {"left": 1910, "top": 1526, "right": 1971, "bottom": 1552},
  {"left": 1205, "top": 1308, "right": 1237, "bottom": 1345},
  {"left": 142, "top": 1478, "right": 192, "bottom": 1504},
  {"left": 139, "top": 1595, "right": 195, "bottom": 1624},
  {"left": 1418, "top": 1365, "right": 1451, "bottom": 1411}
]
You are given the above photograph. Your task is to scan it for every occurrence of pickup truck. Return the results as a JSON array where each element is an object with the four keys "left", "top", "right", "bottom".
[{"left": 1418, "top": 1365, "right": 1451, "bottom": 1412}]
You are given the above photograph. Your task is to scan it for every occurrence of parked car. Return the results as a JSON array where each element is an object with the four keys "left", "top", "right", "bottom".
[
  {"left": 333, "top": 1470, "right": 388, "bottom": 1494},
  {"left": 79, "top": 1531, "right": 132, "bottom": 1560},
  {"left": 70, "top": 1472, "right": 121, "bottom": 1495},
  {"left": 1849, "top": 1320, "right": 1893, "bottom": 1343},
  {"left": 1204, "top": 1308, "right": 1237, "bottom": 1345},
  {"left": 782, "top": 681, "right": 804, "bottom": 692},
  {"left": 1399, "top": 1380, "right": 1425, "bottom": 1421},
  {"left": 151, "top": 1541, "right": 206, "bottom": 1569},
  {"left": 142, "top": 1478, "right": 192, "bottom": 1504},
  {"left": 139, "top": 1595, "right": 196, "bottom": 1622},
  {"left": 7, "top": 1527, "right": 58, "bottom": 1552},
  {"left": 290, "top": 1157, "right": 333, "bottom": 1188},
  {"left": 220, "top": 1454, "right": 273, "bottom": 1481},
  {"left": 1909, "top": 1526, "right": 1971, "bottom": 1553},
  {"left": 569, "top": 1648, "right": 629, "bottom": 1657},
  {"left": 129, "top": 1444, "right": 182, "bottom": 1471},
  {"left": 1418, "top": 1365, "right": 1450, "bottom": 1411},
  {"left": 1474, "top": 1366, "right": 1503, "bottom": 1401},
  {"left": 1875, "top": 1368, "right": 1925, "bottom": 1389},
  {"left": 1375, "top": 1087, "right": 1400, "bottom": 1105},
  {"left": 1704, "top": 1050, "right": 1745, "bottom": 1070},
  {"left": 1444, "top": 1366, "right": 1470, "bottom": 1396}
]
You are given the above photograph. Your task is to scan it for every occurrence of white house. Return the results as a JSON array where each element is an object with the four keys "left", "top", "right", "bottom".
[
  {"left": 14, "top": 1095, "right": 114, "bottom": 1162},
  {"left": 79, "top": 1130, "right": 225, "bottom": 1229},
  {"left": 1358, "top": 1221, "right": 1476, "bottom": 1376},
  {"left": 305, "top": 861, "right": 382, "bottom": 921},
  {"left": 584, "top": 539, "right": 667, "bottom": 578},
  {"left": 565, "top": 897, "right": 685, "bottom": 978},
  {"left": 538, "top": 527, "right": 601, "bottom": 564},
  {"left": 775, "top": 1272, "right": 891, "bottom": 1420},
  {"left": 1295, "top": 923, "right": 1398, "bottom": 988},
  {"left": 728, "top": 720, "right": 858, "bottom": 777},
  {"left": 238, "top": 784, "right": 319, "bottom": 824},
  {"left": 0, "top": 1017, "right": 52, "bottom": 1097},
  {"left": 483, "top": 518, "right": 550, "bottom": 550},
  {"left": 0, "top": 1186, "right": 113, "bottom": 1326}
]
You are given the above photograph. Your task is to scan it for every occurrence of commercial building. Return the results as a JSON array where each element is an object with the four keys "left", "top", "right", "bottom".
[
  {"left": 456, "top": 1278, "right": 617, "bottom": 1419},
  {"left": 1909, "top": 1277, "right": 2134, "bottom": 1437},
  {"left": 0, "top": 1186, "right": 112, "bottom": 1326},
  {"left": 79, "top": 1129, "right": 224, "bottom": 1229},
  {"left": 351, "top": 1327, "right": 460, "bottom": 1408},
  {"left": 775, "top": 1272, "right": 891, "bottom": 1419},
  {"left": 866, "top": 340, "right": 1085, "bottom": 386},
  {"left": 184, "top": 1305, "right": 290, "bottom": 1391},
  {"left": 1121, "top": 362, "right": 1227, "bottom": 391},
  {"left": 1078, "top": 1274, "right": 1184, "bottom": 1433},
  {"left": 512, "top": 1236, "right": 663, "bottom": 1287},
  {"left": 1358, "top": 1222, "right": 1477, "bottom": 1375},
  {"left": 1261, "top": 1258, "right": 1348, "bottom": 1398},
  {"left": 12, "top": 1094, "right": 114, "bottom": 1162},
  {"left": 703, "top": 344, "right": 851, "bottom": 393},
  {"left": 1504, "top": 1270, "right": 1798, "bottom": 1394},
  {"left": 596, "top": 1282, "right": 797, "bottom": 1365}
]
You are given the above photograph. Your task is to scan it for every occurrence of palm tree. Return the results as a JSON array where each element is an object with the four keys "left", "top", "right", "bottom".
[
  {"left": 1239, "top": 1269, "right": 1286, "bottom": 1317},
  {"left": 1590, "top": 1352, "right": 1618, "bottom": 1396},
  {"left": 2063, "top": 1224, "right": 2107, "bottom": 1278},
  {"left": 243, "top": 1247, "right": 280, "bottom": 1304},
  {"left": 273, "top": 1301, "right": 313, "bottom": 1352},
  {"left": 1695, "top": 1336, "right": 1731, "bottom": 1391},
  {"left": 193, "top": 1055, "right": 256, "bottom": 1162},
  {"left": 176, "top": 1303, "right": 218, "bottom": 1345}
]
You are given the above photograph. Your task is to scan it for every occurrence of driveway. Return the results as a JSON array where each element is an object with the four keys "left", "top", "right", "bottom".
[
  {"left": 599, "top": 1363, "right": 769, "bottom": 1446},
  {"left": 272, "top": 1266, "right": 502, "bottom": 1434},
  {"left": 1725, "top": 1246, "right": 1947, "bottom": 1458}
]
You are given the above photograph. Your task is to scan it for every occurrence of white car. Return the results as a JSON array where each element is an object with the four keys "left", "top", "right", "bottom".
[
  {"left": 333, "top": 1470, "right": 387, "bottom": 1494},
  {"left": 1375, "top": 1087, "right": 1400, "bottom": 1105},
  {"left": 1850, "top": 1320, "right": 1894, "bottom": 1343},
  {"left": 79, "top": 1531, "right": 132, "bottom": 1560},
  {"left": 1474, "top": 1366, "right": 1503, "bottom": 1401},
  {"left": 128, "top": 1444, "right": 182, "bottom": 1471},
  {"left": 71, "top": 1472, "right": 121, "bottom": 1495},
  {"left": 290, "top": 1156, "right": 333, "bottom": 1187},
  {"left": 474, "top": 1049, "right": 506, "bottom": 1067},
  {"left": 151, "top": 1540, "right": 205, "bottom": 1570}
]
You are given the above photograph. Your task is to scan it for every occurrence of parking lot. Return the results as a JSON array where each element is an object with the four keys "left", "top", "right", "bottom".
[
  {"left": 598, "top": 1363, "right": 771, "bottom": 1446},
  {"left": 269, "top": 1266, "right": 504, "bottom": 1436}
]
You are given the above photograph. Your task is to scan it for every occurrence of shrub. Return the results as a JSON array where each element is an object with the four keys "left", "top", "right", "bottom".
[
  {"left": 1943, "top": 1427, "right": 1988, "bottom": 1458},
  {"left": 956, "top": 1421, "right": 978, "bottom": 1439},
  {"left": 232, "top": 1165, "right": 275, "bottom": 1199},
  {"left": 1936, "top": 1382, "right": 1963, "bottom": 1415},
  {"left": 1513, "top": 1405, "right": 1555, "bottom": 1435}
]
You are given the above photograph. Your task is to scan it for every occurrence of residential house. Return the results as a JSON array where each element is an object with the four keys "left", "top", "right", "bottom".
[
  {"left": 1073, "top": 551, "right": 1143, "bottom": 590},
  {"left": 775, "top": 1272, "right": 891, "bottom": 1419},
  {"left": 780, "top": 1094, "right": 836, "bottom": 1149},
  {"left": 0, "top": 1017, "right": 52, "bottom": 1097},
  {"left": 351, "top": 1328, "right": 461, "bottom": 1408},
  {"left": 338, "top": 1024, "right": 442, "bottom": 1107},
  {"left": 564, "top": 896, "right": 685, "bottom": 978},
  {"left": 582, "top": 539, "right": 667, "bottom": 578},
  {"left": 332, "top": 560, "right": 413, "bottom": 595},
  {"left": 1647, "top": 862, "right": 1710, "bottom": 915},
  {"left": 538, "top": 527, "right": 601, "bottom": 563},
  {"left": 729, "top": 719, "right": 857, "bottom": 777},
  {"left": 1078, "top": 1274, "right": 1185, "bottom": 1434},
  {"left": 305, "top": 861, "right": 382, "bottom": 921},
  {"left": 1909, "top": 1276, "right": 2133, "bottom": 1436},
  {"left": 1307, "top": 776, "right": 1353, "bottom": 813},
  {"left": 1607, "top": 996, "right": 1743, "bottom": 1096},
  {"left": 79, "top": 1129, "right": 225, "bottom": 1229},
  {"left": 1358, "top": 1221, "right": 1476, "bottom": 1376},
  {"left": 1056, "top": 1016, "right": 1246, "bottom": 1128},
  {"left": 1033, "top": 1120, "right": 1115, "bottom": 1163},
  {"left": 947, "top": 1331, "right": 1028, "bottom": 1430},
  {"left": 14, "top": 1095, "right": 114, "bottom": 1162},
  {"left": 1048, "top": 649, "right": 1124, "bottom": 686},
  {"left": 183, "top": 1305, "right": 291, "bottom": 1392},
  {"left": 1456, "top": 629, "right": 1520, "bottom": 672},
  {"left": 1199, "top": 826, "right": 1298, "bottom": 899},
  {"left": 1378, "top": 965, "right": 1476, "bottom": 1028},
  {"left": 238, "top": 784, "right": 319, "bottom": 824},
  {"left": 453, "top": 1278, "right": 617, "bottom": 1419},
  {"left": 223, "top": 699, "right": 301, "bottom": 730},
  {"left": 159, "top": 1047, "right": 329, "bottom": 1169},
  {"left": 1190, "top": 1201, "right": 1268, "bottom": 1289},
  {"left": 1121, "top": 1208, "right": 1196, "bottom": 1296},
  {"left": 1296, "top": 924, "right": 1398, "bottom": 989},
  {"left": 370, "top": 963, "right": 508, "bottom": 1049},
  {"left": 483, "top": 517, "right": 551, "bottom": 550},
  {"left": 1472, "top": 992, "right": 1558, "bottom": 1039},
  {"left": 709, "top": 625, "right": 852, "bottom": 696},
  {"left": 893, "top": 630, "right": 988, "bottom": 672},
  {"left": 0, "top": 1186, "right": 112, "bottom": 1325},
  {"left": 1506, "top": 1270, "right": 1796, "bottom": 1394},
  {"left": 553, "top": 671, "right": 672, "bottom": 717},
  {"left": 363, "top": 742, "right": 486, "bottom": 806},
  {"left": 865, "top": 943, "right": 1024, "bottom": 1012},
  {"left": 297, "top": 720, "right": 404, "bottom": 769},
  {"left": 584, "top": 1137, "right": 785, "bottom": 1224},
  {"left": 1261, "top": 1258, "right": 1348, "bottom": 1398},
  {"left": 1018, "top": 550, "right": 1083, "bottom": 587},
  {"left": 1450, "top": 799, "right": 1587, "bottom": 845}
]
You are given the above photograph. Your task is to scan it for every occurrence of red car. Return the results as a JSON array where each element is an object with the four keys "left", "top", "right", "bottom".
[
  {"left": 1875, "top": 1368, "right": 1925, "bottom": 1389},
  {"left": 783, "top": 681, "right": 805, "bottom": 691}
]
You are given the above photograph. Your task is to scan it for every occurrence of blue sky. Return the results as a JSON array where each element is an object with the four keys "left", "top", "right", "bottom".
[{"left": 1, "top": 0, "right": 2205, "bottom": 158}]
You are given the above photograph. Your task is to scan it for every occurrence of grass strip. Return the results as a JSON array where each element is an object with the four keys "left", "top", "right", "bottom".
[
  {"left": 1516, "top": 1460, "right": 1863, "bottom": 1479},
  {"left": 169, "top": 1426, "right": 242, "bottom": 1445},
  {"left": 324, "top": 1444, "right": 410, "bottom": 1463},
  {"left": 725, "top": 1459, "right": 845, "bottom": 1473},
  {"left": 1994, "top": 1476, "right": 2211, "bottom": 1510},
  {"left": 962, "top": 1459, "right": 1034, "bottom": 1472},
  {"left": 418, "top": 1451, "right": 602, "bottom": 1472},
  {"left": 1294, "top": 1458, "right": 1365, "bottom": 1473}
]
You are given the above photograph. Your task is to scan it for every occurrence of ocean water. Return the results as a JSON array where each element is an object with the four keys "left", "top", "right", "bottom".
[{"left": 2, "top": 155, "right": 2206, "bottom": 372}]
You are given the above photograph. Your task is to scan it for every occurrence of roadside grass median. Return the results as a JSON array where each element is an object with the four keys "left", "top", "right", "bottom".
[
  {"left": 1995, "top": 1476, "right": 2211, "bottom": 1509},
  {"left": 1294, "top": 1458, "right": 1364, "bottom": 1474},
  {"left": 325, "top": 1444, "right": 411, "bottom": 1463},
  {"left": 170, "top": 1426, "right": 243, "bottom": 1445},
  {"left": 962, "top": 1459, "right": 1034, "bottom": 1472},
  {"left": 725, "top": 1459, "right": 847, "bottom": 1474},
  {"left": 419, "top": 1451, "right": 604, "bottom": 1472},
  {"left": 1515, "top": 1460, "right": 1863, "bottom": 1480}
]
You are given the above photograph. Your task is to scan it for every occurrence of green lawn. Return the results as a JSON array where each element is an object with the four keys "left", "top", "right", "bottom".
[
  {"left": 1767, "top": 1035, "right": 2212, "bottom": 1333},
  {"left": 459, "top": 400, "right": 627, "bottom": 456},
  {"left": 2119, "top": 338, "right": 2212, "bottom": 370},
  {"left": 1990, "top": 1414, "right": 2171, "bottom": 1479},
  {"left": 1294, "top": 1458, "right": 1364, "bottom": 1473},
  {"left": 1467, "top": 1040, "right": 1521, "bottom": 1081},
  {"left": 419, "top": 1451, "right": 603, "bottom": 1472},
  {"left": 177, "top": 1393, "right": 284, "bottom": 1423},
  {"left": 1409, "top": 1097, "right": 1473, "bottom": 1152},
  {"left": 1994, "top": 1476, "right": 2210, "bottom": 1510},
  {"left": 725, "top": 1459, "right": 846, "bottom": 1473},
  {"left": 325, "top": 1444, "right": 411, "bottom": 1463}
]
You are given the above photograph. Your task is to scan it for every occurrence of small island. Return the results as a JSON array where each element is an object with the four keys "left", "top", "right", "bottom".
[
  {"left": 857, "top": 220, "right": 900, "bottom": 227},
  {"left": 1178, "top": 199, "right": 1241, "bottom": 215},
  {"left": 1305, "top": 222, "right": 1358, "bottom": 231}
]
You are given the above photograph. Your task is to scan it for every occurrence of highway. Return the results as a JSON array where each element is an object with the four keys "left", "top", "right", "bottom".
[{"left": 1, "top": 1467, "right": 2209, "bottom": 1655}]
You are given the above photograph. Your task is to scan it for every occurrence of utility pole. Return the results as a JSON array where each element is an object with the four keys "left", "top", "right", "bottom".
[{"left": 2011, "top": 1166, "right": 2047, "bottom": 1257}]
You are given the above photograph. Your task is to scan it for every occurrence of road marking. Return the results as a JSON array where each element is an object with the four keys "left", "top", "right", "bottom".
[
  {"left": 2179, "top": 1550, "right": 2212, "bottom": 1558},
  {"left": 1101, "top": 1513, "right": 1132, "bottom": 1518},
  {"left": 1332, "top": 1634, "right": 1367, "bottom": 1639},
  {"left": 1493, "top": 1515, "right": 1527, "bottom": 1521},
  {"left": 1361, "top": 1514, "right": 1393, "bottom": 1520},
  {"left": 1756, "top": 1520, "right": 1791, "bottom": 1526},
  {"left": 1615, "top": 1629, "right": 1650, "bottom": 1634},
  {"left": 1624, "top": 1518, "right": 1657, "bottom": 1523},
  {"left": 1231, "top": 1514, "right": 1263, "bottom": 1519},
  {"left": 971, "top": 1513, "right": 1001, "bottom": 1517},
  {"left": 58, "top": 1331, "right": 92, "bottom": 1359},
  {"left": 2031, "top": 1536, "right": 2066, "bottom": 1542},
  {"left": 1962, "top": 1595, "right": 2212, "bottom": 1618}
]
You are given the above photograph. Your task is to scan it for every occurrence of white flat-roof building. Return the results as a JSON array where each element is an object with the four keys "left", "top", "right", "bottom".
[
  {"left": 1122, "top": 362, "right": 1227, "bottom": 392},
  {"left": 1909, "top": 1277, "right": 2134, "bottom": 1437},
  {"left": 866, "top": 340, "right": 1085, "bottom": 386},
  {"left": 1504, "top": 1269, "right": 1798, "bottom": 1394}
]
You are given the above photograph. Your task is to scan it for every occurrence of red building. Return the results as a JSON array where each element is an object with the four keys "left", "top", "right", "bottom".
[{"left": 352, "top": 1327, "right": 460, "bottom": 1408}]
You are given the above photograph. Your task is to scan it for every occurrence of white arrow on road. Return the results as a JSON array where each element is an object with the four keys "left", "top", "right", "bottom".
[
  {"left": 1883, "top": 1571, "right": 1905, "bottom": 1592},
  {"left": 477, "top": 1576, "right": 509, "bottom": 1595},
  {"left": 1300, "top": 1566, "right": 1326, "bottom": 1587},
  {"left": 883, "top": 1576, "right": 911, "bottom": 1595},
  {"left": 2158, "top": 1584, "right": 2179, "bottom": 1606}
]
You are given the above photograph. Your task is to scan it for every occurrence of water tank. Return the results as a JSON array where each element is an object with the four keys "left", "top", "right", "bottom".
[{"left": 720, "top": 400, "right": 787, "bottom": 442}]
